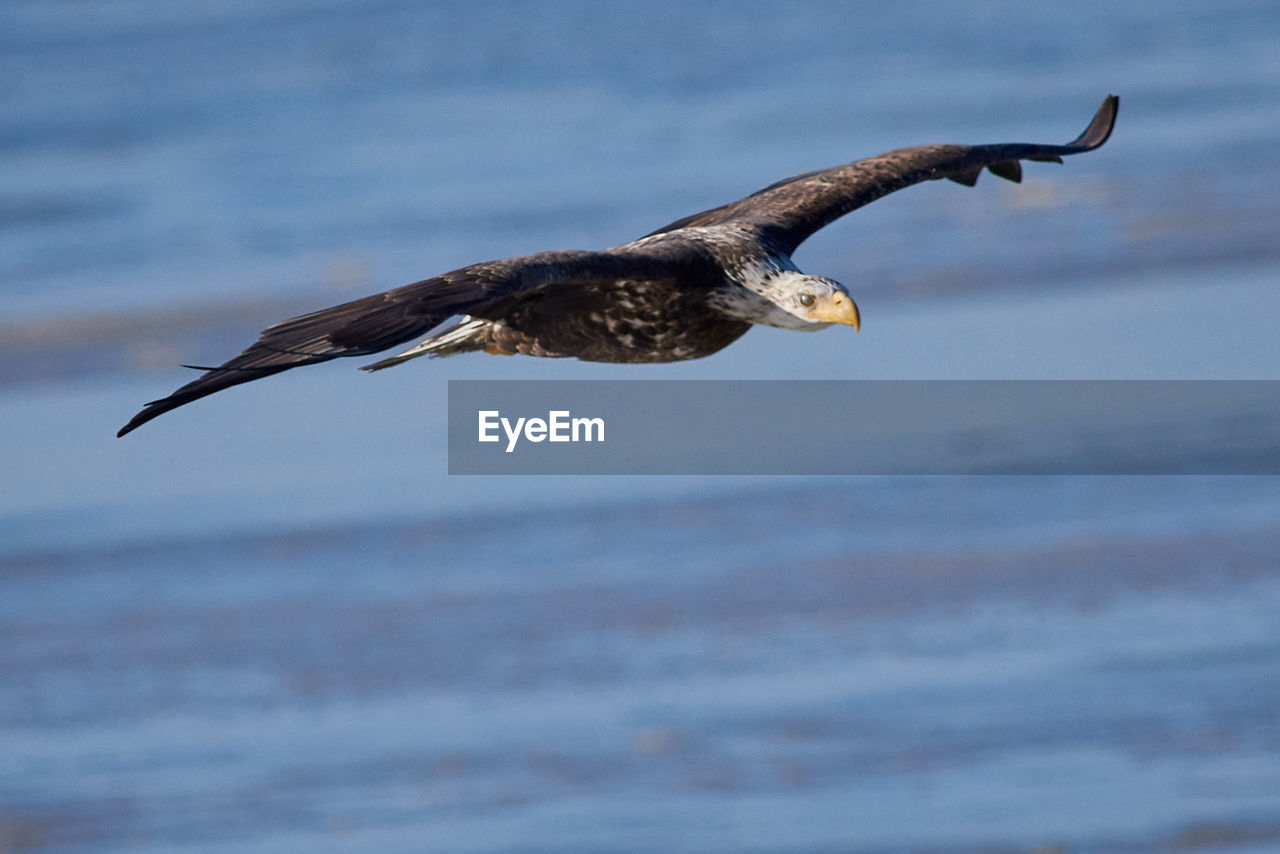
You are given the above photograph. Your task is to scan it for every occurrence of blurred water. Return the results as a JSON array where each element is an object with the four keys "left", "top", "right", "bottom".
[{"left": 3, "top": 1, "right": 1280, "bottom": 852}]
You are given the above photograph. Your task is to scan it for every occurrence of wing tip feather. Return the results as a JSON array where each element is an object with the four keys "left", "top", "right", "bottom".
[
  {"left": 987, "top": 160, "right": 1023, "bottom": 183},
  {"left": 1068, "top": 94, "right": 1119, "bottom": 150},
  {"left": 946, "top": 166, "right": 983, "bottom": 187}
]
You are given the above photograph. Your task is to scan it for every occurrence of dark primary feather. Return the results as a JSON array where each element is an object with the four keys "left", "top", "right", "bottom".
[{"left": 119, "top": 95, "right": 1117, "bottom": 437}]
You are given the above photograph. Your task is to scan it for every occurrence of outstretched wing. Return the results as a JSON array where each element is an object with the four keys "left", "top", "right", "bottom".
[
  {"left": 648, "top": 94, "right": 1118, "bottom": 255},
  {"left": 117, "top": 250, "right": 609, "bottom": 436}
]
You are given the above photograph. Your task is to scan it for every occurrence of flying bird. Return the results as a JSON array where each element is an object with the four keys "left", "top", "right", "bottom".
[{"left": 118, "top": 95, "right": 1118, "bottom": 436}]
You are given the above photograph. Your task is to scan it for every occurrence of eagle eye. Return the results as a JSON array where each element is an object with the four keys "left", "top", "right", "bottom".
[{"left": 798, "top": 293, "right": 816, "bottom": 308}]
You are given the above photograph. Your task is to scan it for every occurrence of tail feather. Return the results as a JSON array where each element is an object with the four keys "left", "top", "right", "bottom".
[{"left": 361, "top": 316, "right": 490, "bottom": 372}]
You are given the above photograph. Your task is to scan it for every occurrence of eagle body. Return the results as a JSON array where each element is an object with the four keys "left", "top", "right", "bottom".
[
  {"left": 402, "top": 226, "right": 819, "bottom": 365},
  {"left": 445, "top": 278, "right": 754, "bottom": 364},
  {"left": 429, "top": 232, "right": 757, "bottom": 364},
  {"left": 118, "top": 96, "right": 1118, "bottom": 436}
]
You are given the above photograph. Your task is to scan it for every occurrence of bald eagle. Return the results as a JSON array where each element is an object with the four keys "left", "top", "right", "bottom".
[{"left": 118, "top": 95, "right": 1117, "bottom": 437}]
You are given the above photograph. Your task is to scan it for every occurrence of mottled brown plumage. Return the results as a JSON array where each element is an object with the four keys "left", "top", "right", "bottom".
[{"left": 118, "top": 95, "right": 1117, "bottom": 436}]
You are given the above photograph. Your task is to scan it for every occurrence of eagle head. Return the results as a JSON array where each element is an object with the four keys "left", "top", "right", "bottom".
[
  {"left": 786, "top": 274, "right": 861, "bottom": 330},
  {"left": 710, "top": 267, "right": 861, "bottom": 332},
  {"left": 753, "top": 271, "right": 861, "bottom": 332}
]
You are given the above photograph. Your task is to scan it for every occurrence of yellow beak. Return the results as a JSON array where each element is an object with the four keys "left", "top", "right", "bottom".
[{"left": 807, "top": 291, "right": 861, "bottom": 332}]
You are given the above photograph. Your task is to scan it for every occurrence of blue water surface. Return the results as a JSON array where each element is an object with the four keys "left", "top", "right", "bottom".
[{"left": 3, "top": 1, "right": 1280, "bottom": 851}]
